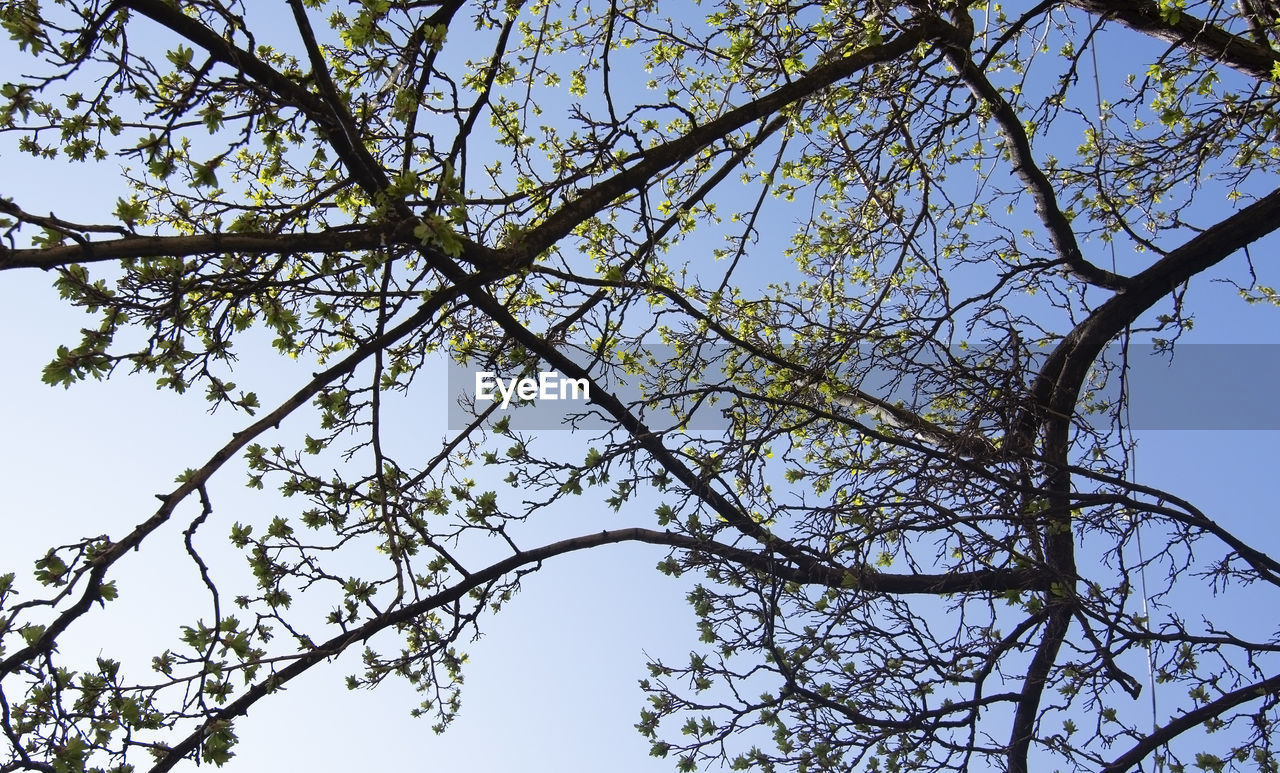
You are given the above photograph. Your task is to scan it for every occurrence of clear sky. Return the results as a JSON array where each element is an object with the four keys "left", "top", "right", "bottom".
[
  {"left": 0, "top": 64, "right": 698, "bottom": 765},
  {"left": 7, "top": 258, "right": 1276, "bottom": 772},
  {"left": 0, "top": 262, "right": 701, "bottom": 771},
  {"left": 2, "top": 3, "right": 1279, "bottom": 772}
]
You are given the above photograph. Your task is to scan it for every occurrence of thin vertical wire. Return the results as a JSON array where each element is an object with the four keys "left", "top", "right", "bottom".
[{"left": 1091, "top": 29, "right": 1162, "bottom": 771}]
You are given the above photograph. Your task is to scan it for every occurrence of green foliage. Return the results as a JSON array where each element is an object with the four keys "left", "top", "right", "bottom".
[{"left": 3, "top": 0, "right": 1280, "bottom": 772}]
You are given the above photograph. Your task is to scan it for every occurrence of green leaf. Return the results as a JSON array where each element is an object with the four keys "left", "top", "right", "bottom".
[{"left": 166, "top": 45, "right": 195, "bottom": 69}]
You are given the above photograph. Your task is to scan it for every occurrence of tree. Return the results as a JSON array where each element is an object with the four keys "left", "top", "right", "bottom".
[{"left": 2, "top": 0, "right": 1279, "bottom": 771}]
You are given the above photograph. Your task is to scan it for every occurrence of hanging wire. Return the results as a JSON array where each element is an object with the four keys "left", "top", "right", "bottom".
[{"left": 1090, "top": 28, "right": 1163, "bottom": 772}]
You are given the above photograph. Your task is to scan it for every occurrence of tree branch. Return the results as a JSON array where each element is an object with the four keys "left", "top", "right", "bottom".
[
  {"left": 284, "top": 0, "right": 391, "bottom": 193},
  {"left": 1017, "top": 186, "right": 1280, "bottom": 452},
  {"left": 1068, "top": 0, "right": 1280, "bottom": 81},
  {"left": 0, "top": 223, "right": 409, "bottom": 271},
  {"left": 122, "top": 0, "right": 390, "bottom": 196},
  {"left": 143, "top": 525, "right": 1043, "bottom": 772},
  {"left": 503, "top": 16, "right": 946, "bottom": 268},
  {"left": 0, "top": 271, "right": 469, "bottom": 679},
  {"left": 1102, "top": 670, "right": 1280, "bottom": 773},
  {"left": 941, "top": 17, "right": 1132, "bottom": 291}
]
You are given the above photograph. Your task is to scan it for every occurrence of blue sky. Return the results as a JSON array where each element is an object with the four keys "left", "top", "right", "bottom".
[
  {"left": 0, "top": 261, "right": 699, "bottom": 770},
  {"left": 0, "top": 76, "right": 699, "bottom": 765},
  {"left": 3, "top": 2, "right": 1279, "bottom": 771}
]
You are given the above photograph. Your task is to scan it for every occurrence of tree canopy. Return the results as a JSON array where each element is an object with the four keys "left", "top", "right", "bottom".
[{"left": 3, "top": 0, "right": 1280, "bottom": 771}]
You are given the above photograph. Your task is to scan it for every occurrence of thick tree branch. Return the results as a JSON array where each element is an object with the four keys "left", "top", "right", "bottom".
[
  {"left": 942, "top": 19, "right": 1132, "bottom": 291},
  {"left": 284, "top": 0, "right": 391, "bottom": 193},
  {"left": 122, "top": 0, "right": 391, "bottom": 195},
  {"left": 1068, "top": 0, "right": 1280, "bottom": 81},
  {"left": 1028, "top": 186, "right": 1280, "bottom": 431},
  {"left": 1002, "top": 186, "right": 1280, "bottom": 771},
  {"left": 502, "top": 16, "right": 945, "bottom": 268},
  {"left": 0, "top": 221, "right": 505, "bottom": 273},
  {"left": 143, "top": 525, "right": 1043, "bottom": 772},
  {"left": 4, "top": 2, "right": 1277, "bottom": 770},
  {"left": 1102, "top": 670, "right": 1280, "bottom": 773},
  {"left": 0, "top": 223, "right": 409, "bottom": 271},
  {"left": 1007, "top": 607, "right": 1072, "bottom": 772}
]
